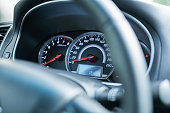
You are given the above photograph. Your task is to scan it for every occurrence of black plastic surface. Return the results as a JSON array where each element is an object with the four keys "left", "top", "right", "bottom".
[
  {"left": 12, "top": 1, "right": 152, "bottom": 69},
  {"left": 14, "top": 1, "right": 96, "bottom": 62}
]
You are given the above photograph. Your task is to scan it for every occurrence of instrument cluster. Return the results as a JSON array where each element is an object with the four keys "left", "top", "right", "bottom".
[{"left": 38, "top": 31, "right": 151, "bottom": 82}]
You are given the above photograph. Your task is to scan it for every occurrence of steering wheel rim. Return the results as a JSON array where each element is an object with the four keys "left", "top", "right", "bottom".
[
  {"left": 0, "top": 60, "right": 112, "bottom": 113},
  {"left": 75, "top": 0, "right": 152, "bottom": 113},
  {"left": 0, "top": 0, "right": 152, "bottom": 113}
]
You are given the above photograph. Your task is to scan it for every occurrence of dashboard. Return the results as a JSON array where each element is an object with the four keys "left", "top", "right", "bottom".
[
  {"left": 9, "top": 0, "right": 153, "bottom": 83},
  {"left": 0, "top": 1, "right": 154, "bottom": 83}
]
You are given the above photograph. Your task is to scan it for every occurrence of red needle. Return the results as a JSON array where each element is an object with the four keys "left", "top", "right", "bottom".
[
  {"left": 69, "top": 56, "right": 94, "bottom": 62},
  {"left": 43, "top": 54, "right": 61, "bottom": 66}
]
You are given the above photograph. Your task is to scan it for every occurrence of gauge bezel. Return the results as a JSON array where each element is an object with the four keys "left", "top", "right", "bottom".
[{"left": 65, "top": 32, "right": 114, "bottom": 80}]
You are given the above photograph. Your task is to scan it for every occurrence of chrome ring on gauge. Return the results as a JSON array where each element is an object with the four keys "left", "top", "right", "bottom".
[
  {"left": 38, "top": 35, "right": 72, "bottom": 70},
  {"left": 66, "top": 32, "right": 114, "bottom": 79}
]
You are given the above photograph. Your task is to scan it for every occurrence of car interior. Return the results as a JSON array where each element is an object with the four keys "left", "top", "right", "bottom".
[{"left": 0, "top": 0, "right": 170, "bottom": 113}]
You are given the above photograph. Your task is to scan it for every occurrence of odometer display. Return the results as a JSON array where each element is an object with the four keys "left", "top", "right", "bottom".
[{"left": 66, "top": 32, "right": 114, "bottom": 79}]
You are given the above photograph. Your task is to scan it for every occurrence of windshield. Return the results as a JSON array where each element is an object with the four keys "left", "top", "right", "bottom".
[
  {"left": 149, "top": 0, "right": 170, "bottom": 5},
  {"left": 0, "top": 0, "right": 19, "bottom": 23}
]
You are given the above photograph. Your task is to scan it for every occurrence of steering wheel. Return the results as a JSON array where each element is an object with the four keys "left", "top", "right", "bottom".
[{"left": 0, "top": 0, "right": 152, "bottom": 113}]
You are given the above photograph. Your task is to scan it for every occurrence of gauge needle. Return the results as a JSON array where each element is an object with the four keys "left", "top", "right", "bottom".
[
  {"left": 43, "top": 54, "right": 62, "bottom": 66},
  {"left": 69, "top": 56, "right": 94, "bottom": 62}
]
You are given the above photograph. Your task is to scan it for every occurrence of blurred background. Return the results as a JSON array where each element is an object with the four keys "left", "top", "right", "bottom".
[
  {"left": 0, "top": 0, "right": 19, "bottom": 22},
  {"left": 153, "top": 0, "right": 170, "bottom": 5},
  {"left": 0, "top": 0, "right": 170, "bottom": 23}
]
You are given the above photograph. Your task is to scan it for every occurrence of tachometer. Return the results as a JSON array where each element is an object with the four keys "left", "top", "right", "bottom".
[
  {"left": 39, "top": 35, "right": 72, "bottom": 70},
  {"left": 66, "top": 32, "right": 114, "bottom": 79}
]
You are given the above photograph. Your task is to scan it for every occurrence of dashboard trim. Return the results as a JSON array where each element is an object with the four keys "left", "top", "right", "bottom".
[
  {"left": 0, "top": 24, "right": 12, "bottom": 51},
  {"left": 124, "top": 12, "right": 155, "bottom": 76},
  {"left": 12, "top": 0, "right": 69, "bottom": 61}
]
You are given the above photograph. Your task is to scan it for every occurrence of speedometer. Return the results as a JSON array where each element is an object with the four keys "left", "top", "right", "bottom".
[{"left": 66, "top": 32, "right": 114, "bottom": 79}]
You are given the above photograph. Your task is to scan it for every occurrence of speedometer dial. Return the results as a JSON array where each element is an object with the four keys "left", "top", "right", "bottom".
[
  {"left": 66, "top": 32, "right": 114, "bottom": 79},
  {"left": 39, "top": 35, "right": 72, "bottom": 70}
]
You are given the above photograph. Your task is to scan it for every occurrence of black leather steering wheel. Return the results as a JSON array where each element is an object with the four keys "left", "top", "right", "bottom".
[{"left": 0, "top": 0, "right": 152, "bottom": 113}]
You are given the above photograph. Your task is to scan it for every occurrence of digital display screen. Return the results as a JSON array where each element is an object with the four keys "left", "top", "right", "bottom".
[{"left": 77, "top": 64, "right": 103, "bottom": 77}]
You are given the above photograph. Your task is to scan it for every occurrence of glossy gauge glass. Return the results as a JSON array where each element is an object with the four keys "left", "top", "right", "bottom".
[
  {"left": 66, "top": 32, "right": 114, "bottom": 79},
  {"left": 39, "top": 35, "right": 72, "bottom": 70}
]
